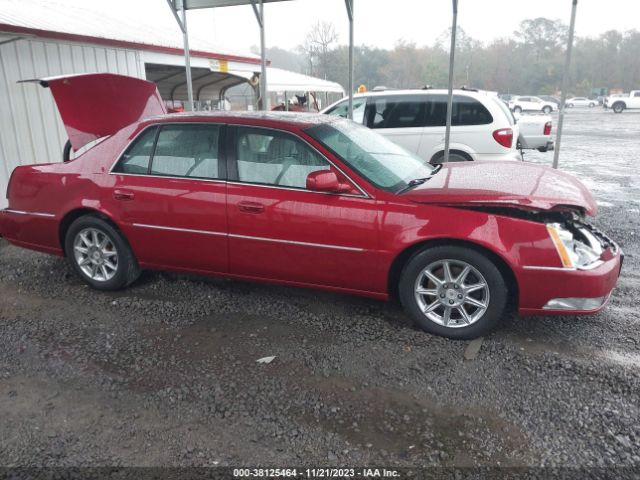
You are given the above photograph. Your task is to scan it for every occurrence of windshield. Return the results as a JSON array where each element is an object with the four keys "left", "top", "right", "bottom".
[{"left": 305, "top": 120, "right": 435, "bottom": 193}]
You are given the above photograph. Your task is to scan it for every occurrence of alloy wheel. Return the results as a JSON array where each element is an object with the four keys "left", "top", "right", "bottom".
[
  {"left": 73, "top": 228, "right": 119, "bottom": 282},
  {"left": 414, "top": 259, "right": 490, "bottom": 328}
]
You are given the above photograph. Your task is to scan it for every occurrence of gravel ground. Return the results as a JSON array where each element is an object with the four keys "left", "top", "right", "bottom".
[{"left": 0, "top": 109, "right": 639, "bottom": 471}]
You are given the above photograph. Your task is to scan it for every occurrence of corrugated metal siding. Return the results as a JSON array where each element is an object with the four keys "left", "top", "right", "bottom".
[{"left": 0, "top": 36, "right": 145, "bottom": 208}]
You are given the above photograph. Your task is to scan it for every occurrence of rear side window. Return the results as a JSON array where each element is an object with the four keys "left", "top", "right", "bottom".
[
  {"left": 452, "top": 96, "right": 493, "bottom": 126},
  {"left": 151, "top": 124, "right": 221, "bottom": 179},
  {"left": 366, "top": 95, "right": 426, "bottom": 129},
  {"left": 423, "top": 95, "right": 494, "bottom": 127},
  {"left": 113, "top": 127, "right": 157, "bottom": 174}
]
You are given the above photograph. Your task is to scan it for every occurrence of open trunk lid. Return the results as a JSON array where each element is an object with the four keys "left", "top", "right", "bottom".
[{"left": 20, "top": 73, "right": 167, "bottom": 151}]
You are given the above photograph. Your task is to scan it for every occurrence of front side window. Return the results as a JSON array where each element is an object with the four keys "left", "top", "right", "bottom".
[
  {"left": 366, "top": 95, "right": 426, "bottom": 129},
  {"left": 305, "top": 120, "right": 435, "bottom": 192},
  {"left": 113, "top": 126, "right": 157, "bottom": 174},
  {"left": 325, "top": 97, "right": 366, "bottom": 124},
  {"left": 235, "top": 127, "right": 330, "bottom": 189},
  {"left": 151, "top": 124, "right": 221, "bottom": 179}
]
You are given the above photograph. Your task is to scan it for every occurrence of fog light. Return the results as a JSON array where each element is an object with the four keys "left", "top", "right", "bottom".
[{"left": 543, "top": 297, "right": 606, "bottom": 311}]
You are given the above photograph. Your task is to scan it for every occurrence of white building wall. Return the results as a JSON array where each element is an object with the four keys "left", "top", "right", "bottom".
[{"left": 0, "top": 35, "right": 145, "bottom": 208}]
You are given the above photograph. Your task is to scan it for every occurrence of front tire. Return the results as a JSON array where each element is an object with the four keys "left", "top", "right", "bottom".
[
  {"left": 513, "top": 106, "right": 522, "bottom": 114},
  {"left": 64, "top": 215, "right": 140, "bottom": 290},
  {"left": 399, "top": 246, "right": 508, "bottom": 339},
  {"left": 542, "top": 106, "right": 552, "bottom": 114}
]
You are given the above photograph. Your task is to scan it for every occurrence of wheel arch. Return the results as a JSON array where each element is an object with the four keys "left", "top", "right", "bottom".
[
  {"left": 430, "top": 149, "right": 474, "bottom": 164},
  {"left": 387, "top": 237, "right": 519, "bottom": 307},
  {"left": 58, "top": 207, "right": 125, "bottom": 255}
]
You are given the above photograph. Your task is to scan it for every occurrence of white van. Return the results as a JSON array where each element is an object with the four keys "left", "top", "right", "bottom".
[{"left": 321, "top": 89, "right": 521, "bottom": 163}]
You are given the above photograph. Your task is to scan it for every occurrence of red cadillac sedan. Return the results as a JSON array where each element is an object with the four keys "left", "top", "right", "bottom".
[{"left": 0, "top": 74, "right": 622, "bottom": 339}]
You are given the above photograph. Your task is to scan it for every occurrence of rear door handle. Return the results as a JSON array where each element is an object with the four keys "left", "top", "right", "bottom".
[
  {"left": 238, "top": 201, "right": 264, "bottom": 214},
  {"left": 113, "top": 189, "right": 135, "bottom": 201}
]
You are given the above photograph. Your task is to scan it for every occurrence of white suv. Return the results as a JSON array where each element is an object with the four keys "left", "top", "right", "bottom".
[
  {"left": 508, "top": 96, "right": 556, "bottom": 114},
  {"left": 321, "top": 89, "right": 521, "bottom": 163}
]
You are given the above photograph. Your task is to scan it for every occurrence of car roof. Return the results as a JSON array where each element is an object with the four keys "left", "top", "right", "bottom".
[
  {"left": 141, "top": 110, "right": 338, "bottom": 128},
  {"left": 348, "top": 88, "right": 494, "bottom": 99}
]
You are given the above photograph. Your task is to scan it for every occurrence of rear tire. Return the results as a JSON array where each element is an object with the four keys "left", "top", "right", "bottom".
[
  {"left": 399, "top": 246, "right": 508, "bottom": 339},
  {"left": 612, "top": 102, "right": 625, "bottom": 114},
  {"left": 64, "top": 215, "right": 140, "bottom": 291},
  {"left": 513, "top": 106, "right": 522, "bottom": 114}
]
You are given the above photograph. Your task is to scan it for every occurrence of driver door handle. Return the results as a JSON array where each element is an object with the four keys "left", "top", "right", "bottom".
[{"left": 238, "top": 201, "right": 264, "bottom": 214}]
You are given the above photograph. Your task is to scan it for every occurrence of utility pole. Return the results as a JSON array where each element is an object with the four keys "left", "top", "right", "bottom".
[{"left": 553, "top": 0, "right": 578, "bottom": 169}]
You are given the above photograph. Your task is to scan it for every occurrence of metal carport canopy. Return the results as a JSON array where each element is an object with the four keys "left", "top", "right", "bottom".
[{"left": 167, "top": 0, "right": 354, "bottom": 114}]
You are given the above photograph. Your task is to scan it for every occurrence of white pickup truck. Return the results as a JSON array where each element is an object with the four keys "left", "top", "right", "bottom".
[
  {"left": 514, "top": 113, "right": 554, "bottom": 152},
  {"left": 605, "top": 91, "right": 640, "bottom": 113}
]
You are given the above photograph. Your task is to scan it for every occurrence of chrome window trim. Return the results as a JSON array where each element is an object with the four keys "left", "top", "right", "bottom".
[
  {"left": 229, "top": 123, "right": 371, "bottom": 199},
  {"left": 3, "top": 209, "right": 56, "bottom": 218},
  {"left": 132, "top": 223, "right": 365, "bottom": 252},
  {"left": 109, "top": 172, "right": 226, "bottom": 184},
  {"left": 225, "top": 180, "right": 367, "bottom": 198}
]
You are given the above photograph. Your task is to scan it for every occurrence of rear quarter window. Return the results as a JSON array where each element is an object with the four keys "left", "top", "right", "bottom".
[
  {"left": 112, "top": 126, "right": 157, "bottom": 174},
  {"left": 452, "top": 95, "right": 493, "bottom": 126}
]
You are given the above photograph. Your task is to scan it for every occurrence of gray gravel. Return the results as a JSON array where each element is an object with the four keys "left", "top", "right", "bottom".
[{"left": 0, "top": 109, "right": 639, "bottom": 469}]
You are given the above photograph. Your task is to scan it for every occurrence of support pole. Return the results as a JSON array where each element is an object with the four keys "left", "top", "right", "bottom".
[
  {"left": 345, "top": 0, "right": 354, "bottom": 120},
  {"left": 443, "top": 0, "right": 458, "bottom": 164},
  {"left": 251, "top": 0, "right": 267, "bottom": 110},
  {"left": 166, "top": 0, "right": 194, "bottom": 111},
  {"left": 181, "top": 6, "right": 194, "bottom": 111},
  {"left": 553, "top": 0, "right": 578, "bottom": 169}
]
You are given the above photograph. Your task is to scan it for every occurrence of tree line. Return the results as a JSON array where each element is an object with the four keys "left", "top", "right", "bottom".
[{"left": 257, "top": 18, "right": 640, "bottom": 96}]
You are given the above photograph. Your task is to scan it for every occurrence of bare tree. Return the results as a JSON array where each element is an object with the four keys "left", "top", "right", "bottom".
[{"left": 301, "top": 21, "right": 338, "bottom": 77}]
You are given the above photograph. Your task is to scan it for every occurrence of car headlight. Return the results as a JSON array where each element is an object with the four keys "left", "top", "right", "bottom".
[{"left": 546, "top": 223, "right": 603, "bottom": 269}]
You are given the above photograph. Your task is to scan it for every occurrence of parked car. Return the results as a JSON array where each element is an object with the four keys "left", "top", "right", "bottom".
[
  {"left": 322, "top": 89, "right": 521, "bottom": 164},
  {"left": 515, "top": 113, "right": 554, "bottom": 152},
  {"left": 508, "top": 96, "right": 556, "bottom": 114},
  {"left": 1, "top": 74, "right": 622, "bottom": 339},
  {"left": 604, "top": 91, "right": 640, "bottom": 113},
  {"left": 565, "top": 97, "right": 597, "bottom": 108}
]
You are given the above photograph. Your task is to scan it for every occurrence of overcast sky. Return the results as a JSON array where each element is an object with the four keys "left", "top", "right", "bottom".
[{"left": 181, "top": 0, "right": 640, "bottom": 52}]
